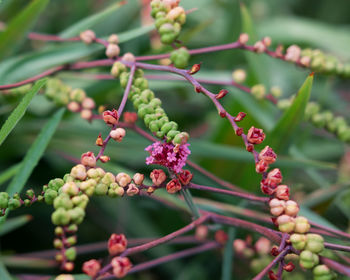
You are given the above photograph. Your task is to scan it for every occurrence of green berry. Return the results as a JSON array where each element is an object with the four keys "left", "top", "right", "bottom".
[
  {"left": 134, "top": 77, "right": 149, "bottom": 90},
  {"left": 170, "top": 47, "right": 190, "bottom": 69},
  {"left": 166, "top": 130, "right": 180, "bottom": 141},
  {"left": 68, "top": 207, "right": 85, "bottom": 224},
  {"left": 305, "top": 234, "right": 324, "bottom": 254},
  {"left": 149, "top": 120, "right": 160, "bottom": 132},
  {"left": 53, "top": 193, "right": 73, "bottom": 210},
  {"left": 299, "top": 250, "right": 319, "bottom": 269},
  {"left": 8, "top": 198, "right": 21, "bottom": 210},
  {"left": 70, "top": 89, "right": 86, "bottom": 103},
  {"left": 65, "top": 247, "right": 77, "bottom": 261},
  {"left": 95, "top": 183, "right": 108, "bottom": 195},
  {"left": 48, "top": 178, "right": 65, "bottom": 191},
  {"left": 44, "top": 189, "right": 58, "bottom": 205},
  {"left": 51, "top": 208, "right": 71, "bottom": 225}
]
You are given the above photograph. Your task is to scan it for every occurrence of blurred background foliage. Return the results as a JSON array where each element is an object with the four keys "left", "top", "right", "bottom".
[{"left": 0, "top": 0, "right": 349, "bottom": 279}]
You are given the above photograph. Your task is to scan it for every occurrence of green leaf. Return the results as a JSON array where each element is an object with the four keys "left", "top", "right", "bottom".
[
  {"left": 299, "top": 206, "right": 339, "bottom": 230},
  {"left": 0, "top": 256, "right": 56, "bottom": 269},
  {"left": 59, "top": 1, "right": 126, "bottom": 38},
  {"left": 0, "top": 79, "right": 46, "bottom": 146},
  {"left": 221, "top": 227, "right": 235, "bottom": 280},
  {"left": 0, "top": 163, "right": 21, "bottom": 187},
  {"left": 5, "top": 108, "right": 65, "bottom": 197},
  {"left": 0, "top": 215, "right": 32, "bottom": 236},
  {"left": 0, "top": 261, "right": 11, "bottom": 280},
  {"left": 267, "top": 74, "right": 313, "bottom": 153},
  {"left": 0, "top": 0, "right": 49, "bottom": 60},
  {"left": 240, "top": 4, "right": 269, "bottom": 84}
]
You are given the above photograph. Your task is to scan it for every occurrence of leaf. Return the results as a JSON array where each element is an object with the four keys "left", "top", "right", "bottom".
[
  {"left": 5, "top": 108, "right": 65, "bottom": 197},
  {"left": 0, "top": 79, "right": 46, "bottom": 146},
  {"left": 0, "top": 163, "right": 21, "bottom": 187},
  {"left": 221, "top": 227, "right": 235, "bottom": 280},
  {"left": 240, "top": 4, "right": 270, "bottom": 85},
  {"left": 0, "top": 0, "right": 49, "bottom": 60},
  {"left": 59, "top": 1, "right": 126, "bottom": 38},
  {"left": 0, "top": 256, "right": 56, "bottom": 269},
  {"left": 0, "top": 261, "right": 11, "bottom": 280},
  {"left": 0, "top": 215, "right": 32, "bottom": 236},
  {"left": 267, "top": 74, "right": 313, "bottom": 153}
]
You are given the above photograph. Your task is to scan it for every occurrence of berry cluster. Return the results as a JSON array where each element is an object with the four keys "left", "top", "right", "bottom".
[
  {"left": 170, "top": 47, "right": 190, "bottom": 68},
  {"left": 150, "top": 0, "right": 186, "bottom": 44}
]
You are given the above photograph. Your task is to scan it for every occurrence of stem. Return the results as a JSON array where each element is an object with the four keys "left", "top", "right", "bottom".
[
  {"left": 181, "top": 188, "right": 201, "bottom": 219},
  {"left": 324, "top": 242, "right": 350, "bottom": 253},
  {"left": 188, "top": 183, "right": 268, "bottom": 203},
  {"left": 320, "top": 256, "right": 350, "bottom": 277},
  {"left": 252, "top": 246, "right": 290, "bottom": 280}
]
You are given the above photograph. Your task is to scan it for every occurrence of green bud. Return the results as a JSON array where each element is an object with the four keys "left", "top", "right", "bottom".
[
  {"left": 101, "top": 172, "right": 115, "bottom": 185},
  {"left": 80, "top": 179, "right": 97, "bottom": 191},
  {"left": 339, "top": 128, "right": 350, "bottom": 142},
  {"left": 24, "top": 199, "right": 31, "bottom": 207},
  {"left": 67, "top": 236, "right": 77, "bottom": 246},
  {"left": 156, "top": 131, "right": 165, "bottom": 138},
  {"left": 85, "top": 187, "right": 95, "bottom": 197},
  {"left": 109, "top": 182, "right": 119, "bottom": 190},
  {"left": 149, "top": 98, "right": 162, "bottom": 108},
  {"left": 161, "top": 32, "right": 177, "bottom": 44},
  {"left": 159, "top": 23, "right": 174, "bottom": 34},
  {"left": 54, "top": 193, "right": 73, "bottom": 210},
  {"left": 0, "top": 194, "right": 9, "bottom": 208},
  {"left": 65, "top": 247, "right": 77, "bottom": 261},
  {"left": 111, "top": 62, "right": 127, "bottom": 78},
  {"left": 131, "top": 94, "right": 140, "bottom": 103},
  {"left": 13, "top": 193, "right": 20, "bottom": 200},
  {"left": 129, "top": 86, "right": 141, "bottom": 99},
  {"left": 312, "top": 113, "right": 327, "bottom": 128},
  {"left": 138, "top": 105, "right": 154, "bottom": 119},
  {"left": 144, "top": 114, "right": 157, "bottom": 126},
  {"left": 53, "top": 238, "right": 63, "bottom": 249},
  {"left": 37, "top": 195, "right": 44, "bottom": 202},
  {"left": 26, "top": 189, "right": 35, "bottom": 199},
  {"left": 305, "top": 234, "right": 324, "bottom": 253},
  {"left": 155, "top": 17, "right": 171, "bottom": 29},
  {"left": 166, "top": 130, "right": 180, "bottom": 141},
  {"left": 313, "top": 265, "right": 335, "bottom": 280},
  {"left": 149, "top": 120, "right": 160, "bottom": 133},
  {"left": 44, "top": 189, "right": 58, "bottom": 205},
  {"left": 161, "top": 121, "right": 178, "bottom": 134},
  {"left": 48, "top": 178, "right": 65, "bottom": 191},
  {"left": 51, "top": 208, "right": 71, "bottom": 225},
  {"left": 71, "top": 194, "right": 89, "bottom": 209},
  {"left": 95, "top": 183, "right": 108, "bottom": 196},
  {"left": 251, "top": 84, "right": 266, "bottom": 100},
  {"left": 55, "top": 226, "right": 64, "bottom": 236},
  {"left": 299, "top": 250, "right": 319, "bottom": 269},
  {"left": 170, "top": 47, "right": 190, "bottom": 69},
  {"left": 305, "top": 102, "right": 320, "bottom": 121},
  {"left": 70, "top": 88, "right": 86, "bottom": 103},
  {"left": 61, "top": 182, "right": 79, "bottom": 196},
  {"left": 158, "top": 116, "right": 169, "bottom": 127},
  {"left": 133, "top": 97, "right": 144, "bottom": 109},
  {"left": 8, "top": 198, "right": 21, "bottom": 210},
  {"left": 134, "top": 77, "right": 149, "bottom": 90},
  {"left": 277, "top": 98, "right": 292, "bottom": 110},
  {"left": 67, "top": 224, "right": 78, "bottom": 233},
  {"left": 173, "top": 132, "right": 189, "bottom": 145},
  {"left": 311, "top": 57, "right": 325, "bottom": 71},
  {"left": 290, "top": 233, "right": 307, "bottom": 250},
  {"left": 270, "top": 86, "right": 282, "bottom": 98},
  {"left": 120, "top": 72, "right": 130, "bottom": 88},
  {"left": 68, "top": 207, "right": 85, "bottom": 224},
  {"left": 63, "top": 174, "right": 74, "bottom": 183},
  {"left": 108, "top": 188, "right": 118, "bottom": 198}
]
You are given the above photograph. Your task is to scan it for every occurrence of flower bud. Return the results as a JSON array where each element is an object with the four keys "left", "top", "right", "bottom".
[
  {"left": 150, "top": 169, "right": 167, "bottom": 186},
  {"left": 285, "top": 45, "right": 301, "bottom": 62},
  {"left": 115, "top": 186, "right": 125, "bottom": 197},
  {"left": 305, "top": 234, "right": 324, "bottom": 253},
  {"left": 238, "top": 33, "right": 249, "bottom": 45},
  {"left": 251, "top": 84, "right": 266, "bottom": 99},
  {"left": 81, "top": 109, "right": 92, "bottom": 120},
  {"left": 51, "top": 208, "right": 71, "bottom": 225},
  {"left": 110, "top": 128, "right": 126, "bottom": 142},
  {"left": 49, "top": 178, "right": 64, "bottom": 191},
  {"left": 285, "top": 200, "right": 299, "bottom": 216},
  {"left": 123, "top": 112, "right": 137, "bottom": 123},
  {"left": 82, "top": 259, "right": 101, "bottom": 277},
  {"left": 55, "top": 274, "right": 74, "bottom": 280},
  {"left": 166, "top": 179, "right": 182, "bottom": 194},
  {"left": 234, "top": 112, "right": 246, "bottom": 122},
  {"left": 255, "top": 237, "right": 271, "bottom": 255},
  {"left": 45, "top": 189, "right": 58, "bottom": 205},
  {"left": 108, "top": 233, "right": 128, "bottom": 255},
  {"left": 100, "top": 155, "right": 110, "bottom": 163},
  {"left": 290, "top": 233, "right": 307, "bottom": 250},
  {"left": 232, "top": 69, "right": 246, "bottom": 84},
  {"left": 283, "top": 262, "right": 295, "bottom": 272},
  {"left": 103, "top": 109, "right": 119, "bottom": 126},
  {"left": 195, "top": 225, "right": 208, "bottom": 241},
  {"left": 0, "top": 192, "right": 9, "bottom": 209},
  {"left": 177, "top": 170, "right": 193, "bottom": 185},
  {"left": 55, "top": 226, "right": 64, "bottom": 236},
  {"left": 299, "top": 250, "right": 319, "bottom": 269},
  {"left": 95, "top": 183, "right": 108, "bottom": 195},
  {"left": 300, "top": 56, "right": 311, "bottom": 67},
  {"left": 215, "top": 230, "right": 228, "bottom": 245},
  {"left": 70, "top": 164, "right": 87, "bottom": 181},
  {"left": 108, "top": 34, "right": 119, "bottom": 44},
  {"left": 61, "top": 182, "right": 79, "bottom": 196},
  {"left": 8, "top": 198, "right": 21, "bottom": 210},
  {"left": 72, "top": 194, "right": 89, "bottom": 209},
  {"left": 274, "top": 185, "right": 289, "bottom": 201},
  {"left": 133, "top": 173, "right": 144, "bottom": 185},
  {"left": 116, "top": 172, "right": 132, "bottom": 187},
  {"left": 294, "top": 216, "right": 310, "bottom": 234},
  {"left": 126, "top": 183, "right": 139, "bottom": 196},
  {"left": 111, "top": 257, "right": 132, "bottom": 278},
  {"left": 247, "top": 126, "right": 265, "bottom": 145},
  {"left": 262, "top": 36, "right": 271, "bottom": 47},
  {"left": 65, "top": 247, "right": 76, "bottom": 261},
  {"left": 96, "top": 133, "right": 103, "bottom": 146},
  {"left": 173, "top": 132, "right": 189, "bottom": 145},
  {"left": 106, "top": 44, "right": 120, "bottom": 58},
  {"left": 111, "top": 61, "right": 127, "bottom": 78},
  {"left": 54, "top": 194, "right": 73, "bottom": 210},
  {"left": 276, "top": 215, "right": 295, "bottom": 233},
  {"left": 266, "top": 168, "right": 283, "bottom": 188},
  {"left": 80, "top": 30, "right": 96, "bottom": 44},
  {"left": 313, "top": 265, "right": 333, "bottom": 279},
  {"left": 70, "top": 88, "right": 86, "bottom": 103},
  {"left": 101, "top": 172, "right": 115, "bottom": 185},
  {"left": 121, "top": 52, "right": 135, "bottom": 63},
  {"left": 268, "top": 271, "right": 278, "bottom": 280},
  {"left": 189, "top": 63, "right": 201, "bottom": 75},
  {"left": 67, "top": 101, "right": 80, "bottom": 112},
  {"left": 68, "top": 207, "right": 85, "bottom": 224},
  {"left": 254, "top": 41, "right": 266, "bottom": 53},
  {"left": 63, "top": 262, "right": 74, "bottom": 272},
  {"left": 269, "top": 198, "right": 286, "bottom": 216},
  {"left": 54, "top": 238, "right": 63, "bottom": 249},
  {"left": 233, "top": 239, "right": 246, "bottom": 254},
  {"left": 256, "top": 160, "right": 268, "bottom": 173},
  {"left": 259, "top": 146, "right": 276, "bottom": 164},
  {"left": 81, "top": 152, "right": 96, "bottom": 168},
  {"left": 82, "top": 97, "right": 95, "bottom": 109}
]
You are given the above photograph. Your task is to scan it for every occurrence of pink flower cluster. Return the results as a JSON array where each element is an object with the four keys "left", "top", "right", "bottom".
[{"left": 145, "top": 141, "right": 191, "bottom": 173}]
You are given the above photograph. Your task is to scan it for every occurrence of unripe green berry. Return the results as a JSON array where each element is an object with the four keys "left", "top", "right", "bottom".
[
  {"left": 0, "top": 193, "right": 9, "bottom": 208},
  {"left": 54, "top": 194, "right": 73, "bottom": 210},
  {"left": 120, "top": 72, "right": 130, "bottom": 88},
  {"left": 166, "top": 130, "right": 180, "bottom": 141},
  {"left": 24, "top": 199, "right": 31, "bottom": 207},
  {"left": 95, "top": 183, "right": 108, "bottom": 196},
  {"left": 65, "top": 247, "right": 77, "bottom": 261},
  {"left": 299, "top": 250, "right": 319, "bottom": 269},
  {"left": 134, "top": 78, "right": 149, "bottom": 90},
  {"left": 48, "top": 178, "right": 64, "bottom": 191},
  {"left": 161, "top": 121, "right": 178, "bottom": 134},
  {"left": 54, "top": 238, "right": 63, "bottom": 249},
  {"left": 63, "top": 174, "right": 74, "bottom": 183},
  {"left": 173, "top": 132, "right": 189, "bottom": 145},
  {"left": 111, "top": 62, "right": 127, "bottom": 78},
  {"left": 305, "top": 234, "right": 324, "bottom": 253},
  {"left": 290, "top": 233, "right": 307, "bottom": 250},
  {"left": 101, "top": 172, "right": 115, "bottom": 185},
  {"left": 44, "top": 189, "right": 58, "bottom": 205},
  {"left": 51, "top": 208, "right": 71, "bottom": 225},
  {"left": 70, "top": 89, "right": 86, "bottom": 103},
  {"left": 8, "top": 198, "right": 21, "bottom": 210},
  {"left": 170, "top": 47, "right": 190, "bottom": 69},
  {"left": 67, "top": 236, "right": 77, "bottom": 246},
  {"left": 26, "top": 189, "right": 35, "bottom": 199},
  {"left": 149, "top": 98, "right": 162, "bottom": 108},
  {"left": 55, "top": 226, "right": 64, "bottom": 236},
  {"left": 67, "top": 224, "right": 78, "bottom": 233},
  {"left": 68, "top": 207, "right": 85, "bottom": 224},
  {"left": 251, "top": 84, "right": 266, "bottom": 100},
  {"left": 305, "top": 102, "right": 320, "bottom": 121},
  {"left": 144, "top": 114, "right": 157, "bottom": 126}
]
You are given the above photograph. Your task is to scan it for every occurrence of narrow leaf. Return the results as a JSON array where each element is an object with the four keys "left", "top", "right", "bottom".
[
  {"left": 0, "top": 215, "right": 32, "bottom": 236},
  {"left": 59, "top": 1, "right": 126, "bottom": 38},
  {"left": 0, "top": 261, "right": 11, "bottom": 280},
  {"left": 5, "top": 108, "right": 65, "bottom": 197},
  {"left": 0, "top": 0, "right": 49, "bottom": 60},
  {"left": 0, "top": 163, "right": 21, "bottom": 187},
  {"left": 0, "top": 79, "right": 46, "bottom": 146},
  {"left": 267, "top": 74, "right": 314, "bottom": 153},
  {"left": 221, "top": 227, "right": 235, "bottom": 280}
]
